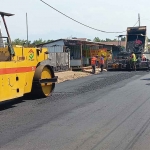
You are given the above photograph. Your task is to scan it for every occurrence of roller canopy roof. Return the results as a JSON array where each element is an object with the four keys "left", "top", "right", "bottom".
[{"left": 0, "top": 11, "right": 14, "bottom": 16}]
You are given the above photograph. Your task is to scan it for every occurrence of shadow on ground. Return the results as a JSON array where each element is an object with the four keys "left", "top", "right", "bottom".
[
  {"left": 141, "top": 77, "right": 150, "bottom": 86},
  {"left": 141, "top": 78, "right": 150, "bottom": 81},
  {"left": 0, "top": 95, "right": 41, "bottom": 111},
  {"left": 0, "top": 98, "right": 25, "bottom": 111}
]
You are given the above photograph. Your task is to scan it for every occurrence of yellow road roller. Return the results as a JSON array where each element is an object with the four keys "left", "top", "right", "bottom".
[{"left": 0, "top": 11, "right": 58, "bottom": 102}]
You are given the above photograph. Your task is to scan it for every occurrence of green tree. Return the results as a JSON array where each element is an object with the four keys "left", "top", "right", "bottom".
[
  {"left": 47, "top": 39, "right": 53, "bottom": 43},
  {"left": 11, "top": 38, "right": 53, "bottom": 47},
  {"left": 100, "top": 39, "right": 106, "bottom": 42},
  {"left": 93, "top": 37, "right": 101, "bottom": 42},
  {"left": 87, "top": 39, "right": 91, "bottom": 41},
  {"left": 113, "top": 38, "right": 117, "bottom": 41},
  {"left": 11, "top": 38, "right": 26, "bottom": 45},
  {"left": 121, "top": 37, "right": 126, "bottom": 41},
  {"left": 32, "top": 38, "right": 46, "bottom": 46},
  {"left": 32, "top": 39, "right": 53, "bottom": 46},
  {"left": 106, "top": 38, "right": 112, "bottom": 42}
]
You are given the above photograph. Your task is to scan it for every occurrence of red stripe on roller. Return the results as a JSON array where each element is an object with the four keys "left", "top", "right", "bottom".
[{"left": 0, "top": 66, "right": 36, "bottom": 75}]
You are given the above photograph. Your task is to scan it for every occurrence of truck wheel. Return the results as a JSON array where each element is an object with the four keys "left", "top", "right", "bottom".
[{"left": 31, "top": 65, "right": 55, "bottom": 98}]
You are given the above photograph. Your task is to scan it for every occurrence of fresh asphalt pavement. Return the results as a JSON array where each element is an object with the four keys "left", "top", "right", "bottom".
[{"left": 0, "top": 71, "right": 150, "bottom": 150}]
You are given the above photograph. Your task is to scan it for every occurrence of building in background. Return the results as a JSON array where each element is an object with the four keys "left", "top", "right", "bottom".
[
  {"left": 37, "top": 38, "right": 120, "bottom": 70},
  {"left": 99, "top": 41, "right": 126, "bottom": 47},
  {"left": 100, "top": 41, "right": 126, "bottom": 59}
]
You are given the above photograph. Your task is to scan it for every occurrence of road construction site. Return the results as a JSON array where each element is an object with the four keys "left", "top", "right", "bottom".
[
  {"left": 1, "top": 70, "right": 150, "bottom": 150},
  {"left": 1, "top": 9, "right": 150, "bottom": 150}
]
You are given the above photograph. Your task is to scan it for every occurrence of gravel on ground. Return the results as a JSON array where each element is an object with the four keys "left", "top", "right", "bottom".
[{"left": 55, "top": 67, "right": 107, "bottom": 83}]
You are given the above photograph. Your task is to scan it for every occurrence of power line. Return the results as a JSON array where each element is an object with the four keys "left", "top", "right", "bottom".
[
  {"left": 141, "top": 18, "right": 150, "bottom": 22},
  {"left": 40, "top": 0, "right": 126, "bottom": 33},
  {"left": 116, "top": 20, "right": 139, "bottom": 38},
  {"left": 133, "top": 20, "right": 139, "bottom": 27}
]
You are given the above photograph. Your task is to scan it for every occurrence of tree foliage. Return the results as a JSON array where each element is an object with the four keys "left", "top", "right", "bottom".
[
  {"left": 11, "top": 37, "right": 128, "bottom": 46},
  {"left": 87, "top": 39, "right": 91, "bottom": 41},
  {"left": 11, "top": 38, "right": 53, "bottom": 47},
  {"left": 11, "top": 38, "right": 27, "bottom": 45},
  {"left": 93, "top": 37, "right": 101, "bottom": 42},
  {"left": 93, "top": 37, "right": 126, "bottom": 42}
]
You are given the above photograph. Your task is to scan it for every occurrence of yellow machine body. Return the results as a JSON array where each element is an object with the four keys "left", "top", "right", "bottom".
[
  {"left": 0, "top": 11, "right": 57, "bottom": 102},
  {"left": 0, "top": 46, "right": 57, "bottom": 102}
]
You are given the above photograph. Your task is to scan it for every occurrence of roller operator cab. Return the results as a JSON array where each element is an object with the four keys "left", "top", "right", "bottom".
[{"left": 0, "top": 11, "right": 58, "bottom": 102}]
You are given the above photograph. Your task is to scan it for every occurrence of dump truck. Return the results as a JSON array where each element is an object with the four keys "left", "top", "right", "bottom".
[
  {"left": 107, "top": 26, "right": 150, "bottom": 71},
  {"left": 0, "top": 11, "right": 58, "bottom": 102}
]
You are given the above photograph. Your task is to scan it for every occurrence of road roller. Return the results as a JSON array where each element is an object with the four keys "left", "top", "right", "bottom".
[{"left": 0, "top": 11, "right": 58, "bottom": 102}]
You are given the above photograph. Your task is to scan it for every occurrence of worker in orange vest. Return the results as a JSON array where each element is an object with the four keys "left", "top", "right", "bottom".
[
  {"left": 96, "top": 55, "right": 99, "bottom": 67},
  {"left": 142, "top": 54, "right": 146, "bottom": 61},
  {"left": 141, "top": 54, "right": 149, "bottom": 71},
  {"left": 91, "top": 56, "right": 97, "bottom": 74},
  {"left": 99, "top": 55, "right": 104, "bottom": 72}
]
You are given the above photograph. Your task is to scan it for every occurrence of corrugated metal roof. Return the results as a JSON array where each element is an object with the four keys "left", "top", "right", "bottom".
[
  {"left": 36, "top": 38, "right": 119, "bottom": 47},
  {"left": 99, "top": 41, "right": 126, "bottom": 47},
  {"left": 71, "top": 38, "right": 87, "bottom": 41},
  {"left": 0, "top": 11, "right": 14, "bottom": 16}
]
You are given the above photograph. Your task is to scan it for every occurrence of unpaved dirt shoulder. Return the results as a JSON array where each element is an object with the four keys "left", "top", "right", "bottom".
[
  {"left": 55, "top": 70, "right": 91, "bottom": 83},
  {"left": 55, "top": 68, "right": 107, "bottom": 83}
]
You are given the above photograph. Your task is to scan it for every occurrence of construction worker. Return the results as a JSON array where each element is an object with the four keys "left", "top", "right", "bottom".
[
  {"left": 96, "top": 55, "right": 99, "bottom": 67},
  {"left": 91, "top": 56, "right": 97, "bottom": 74},
  {"left": 131, "top": 52, "right": 137, "bottom": 71},
  {"left": 142, "top": 54, "right": 146, "bottom": 61},
  {"left": 99, "top": 55, "right": 105, "bottom": 72},
  {"left": 141, "top": 54, "right": 149, "bottom": 71}
]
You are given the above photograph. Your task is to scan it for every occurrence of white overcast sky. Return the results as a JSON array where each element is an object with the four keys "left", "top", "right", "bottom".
[{"left": 1, "top": 0, "right": 150, "bottom": 42}]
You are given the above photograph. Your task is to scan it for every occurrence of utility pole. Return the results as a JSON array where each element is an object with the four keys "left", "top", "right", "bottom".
[
  {"left": 118, "top": 36, "right": 119, "bottom": 46},
  {"left": 138, "top": 13, "right": 140, "bottom": 27},
  {"left": 26, "top": 13, "right": 29, "bottom": 47}
]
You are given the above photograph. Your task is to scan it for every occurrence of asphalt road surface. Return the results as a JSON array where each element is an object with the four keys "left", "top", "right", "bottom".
[{"left": 1, "top": 71, "right": 150, "bottom": 150}]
